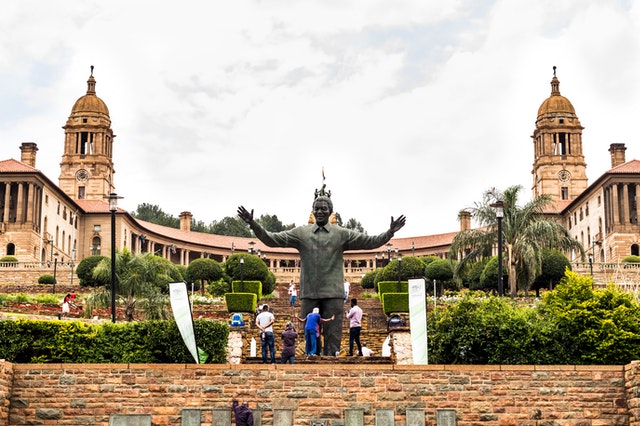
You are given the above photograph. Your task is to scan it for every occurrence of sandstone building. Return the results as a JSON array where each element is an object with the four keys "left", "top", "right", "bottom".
[{"left": 0, "top": 68, "right": 638, "bottom": 274}]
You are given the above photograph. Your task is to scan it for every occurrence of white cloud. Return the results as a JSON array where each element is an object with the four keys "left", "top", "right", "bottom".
[{"left": 1, "top": 0, "right": 639, "bottom": 237}]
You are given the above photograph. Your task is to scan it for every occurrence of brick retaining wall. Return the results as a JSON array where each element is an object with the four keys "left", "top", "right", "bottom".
[{"left": 1, "top": 360, "right": 637, "bottom": 426}]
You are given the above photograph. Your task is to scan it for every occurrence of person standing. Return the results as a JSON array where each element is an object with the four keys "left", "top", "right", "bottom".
[
  {"left": 280, "top": 321, "right": 298, "bottom": 364},
  {"left": 298, "top": 307, "right": 335, "bottom": 356},
  {"left": 232, "top": 399, "right": 254, "bottom": 426},
  {"left": 237, "top": 196, "right": 405, "bottom": 356},
  {"left": 255, "top": 304, "right": 276, "bottom": 363},
  {"left": 288, "top": 280, "right": 298, "bottom": 307},
  {"left": 346, "top": 298, "right": 363, "bottom": 356},
  {"left": 343, "top": 280, "right": 350, "bottom": 303}
]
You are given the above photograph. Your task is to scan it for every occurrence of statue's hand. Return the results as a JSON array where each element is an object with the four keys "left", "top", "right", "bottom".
[
  {"left": 237, "top": 206, "right": 254, "bottom": 224},
  {"left": 390, "top": 215, "right": 406, "bottom": 233}
]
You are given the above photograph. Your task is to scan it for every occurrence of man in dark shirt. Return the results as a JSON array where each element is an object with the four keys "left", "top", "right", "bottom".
[
  {"left": 237, "top": 195, "right": 405, "bottom": 356},
  {"left": 232, "top": 400, "right": 254, "bottom": 426}
]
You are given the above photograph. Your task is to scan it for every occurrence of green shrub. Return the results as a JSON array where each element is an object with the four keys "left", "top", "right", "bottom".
[
  {"left": 186, "top": 258, "right": 223, "bottom": 291},
  {"left": 0, "top": 319, "right": 228, "bottom": 364},
  {"left": 38, "top": 274, "right": 57, "bottom": 284},
  {"left": 206, "top": 279, "right": 231, "bottom": 297},
  {"left": 224, "top": 293, "right": 257, "bottom": 313},
  {"left": 76, "top": 255, "right": 109, "bottom": 287},
  {"left": 381, "top": 292, "right": 409, "bottom": 315},
  {"left": 378, "top": 281, "right": 408, "bottom": 297},
  {"left": 231, "top": 280, "right": 263, "bottom": 301},
  {"left": 621, "top": 255, "right": 640, "bottom": 263},
  {"left": 0, "top": 256, "right": 18, "bottom": 264},
  {"left": 375, "top": 257, "right": 425, "bottom": 284},
  {"left": 361, "top": 269, "right": 379, "bottom": 289},
  {"left": 224, "top": 254, "right": 274, "bottom": 295}
]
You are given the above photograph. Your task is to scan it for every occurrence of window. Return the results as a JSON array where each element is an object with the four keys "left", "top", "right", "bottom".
[
  {"left": 78, "top": 186, "right": 85, "bottom": 199},
  {"left": 91, "top": 236, "right": 101, "bottom": 255},
  {"left": 561, "top": 187, "right": 569, "bottom": 200}
]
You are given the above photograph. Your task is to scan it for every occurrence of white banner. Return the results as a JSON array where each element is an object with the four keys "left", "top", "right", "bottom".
[
  {"left": 169, "top": 282, "right": 199, "bottom": 363},
  {"left": 408, "top": 278, "right": 428, "bottom": 364}
]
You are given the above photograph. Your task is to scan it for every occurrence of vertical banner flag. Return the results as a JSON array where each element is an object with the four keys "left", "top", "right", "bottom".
[
  {"left": 169, "top": 282, "right": 199, "bottom": 364},
  {"left": 409, "top": 278, "right": 428, "bottom": 364}
]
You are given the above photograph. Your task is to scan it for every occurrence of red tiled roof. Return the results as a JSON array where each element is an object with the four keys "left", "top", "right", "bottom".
[
  {"left": 75, "top": 199, "right": 126, "bottom": 214},
  {"left": 609, "top": 159, "right": 640, "bottom": 174},
  {"left": 0, "top": 159, "right": 39, "bottom": 173}
]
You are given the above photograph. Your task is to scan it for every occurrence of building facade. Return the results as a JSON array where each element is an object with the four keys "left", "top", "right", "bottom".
[{"left": 0, "top": 69, "right": 638, "bottom": 275}]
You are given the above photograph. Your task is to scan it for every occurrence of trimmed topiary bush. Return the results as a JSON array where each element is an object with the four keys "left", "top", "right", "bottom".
[
  {"left": 76, "top": 255, "right": 109, "bottom": 287},
  {"left": 224, "top": 292, "right": 257, "bottom": 313},
  {"left": 38, "top": 274, "right": 57, "bottom": 284}
]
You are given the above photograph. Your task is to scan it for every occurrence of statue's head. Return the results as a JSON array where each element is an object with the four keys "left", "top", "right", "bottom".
[{"left": 312, "top": 196, "right": 333, "bottom": 226}]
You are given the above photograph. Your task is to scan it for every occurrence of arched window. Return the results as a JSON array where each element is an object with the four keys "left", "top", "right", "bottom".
[
  {"left": 632, "top": 244, "right": 639, "bottom": 257},
  {"left": 6, "top": 243, "right": 15, "bottom": 256},
  {"left": 91, "top": 236, "right": 101, "bottom": 255}
]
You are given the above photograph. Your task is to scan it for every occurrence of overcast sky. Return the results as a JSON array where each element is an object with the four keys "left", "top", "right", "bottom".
[{"left": 1, "top": 0, "right": 639, "bottom": 238}]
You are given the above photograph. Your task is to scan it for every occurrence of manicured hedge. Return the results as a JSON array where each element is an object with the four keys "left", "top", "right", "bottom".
[
  {"left": 225, "top": 292, "right": 258, "bottom": 313},
  {"left": 0, "top": 319, "right": 228, "bottom": 364},
  {"left": 378, "top": 281, "right": 408, "bottom": 297},
  {"left": 231, "top": 280, "right": 263, "bottom": 301},
  {"left": 381, "top": 292, "right": 409, "bottom": 315}
]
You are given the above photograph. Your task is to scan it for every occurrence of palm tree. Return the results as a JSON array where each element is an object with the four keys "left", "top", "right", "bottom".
[
  {"left": 87, "top": 248, "right": 183, "bottom": 321},
  {"left": 450, "top": 185, "right": 584, "bottom": 297}
]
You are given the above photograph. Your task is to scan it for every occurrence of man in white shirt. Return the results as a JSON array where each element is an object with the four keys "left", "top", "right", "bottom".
[
  {"left": 343, "top": 281, "right": 350, "bottom": 303},
  {"left": 346, "top": 298, "right": 363, "bottom": 356},
  {"left": 255, "top": 304, "right": 276, "bottom": 363}
]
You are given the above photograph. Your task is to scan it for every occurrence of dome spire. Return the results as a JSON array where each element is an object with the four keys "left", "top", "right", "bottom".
[
  {"left": 87, "top": 65, "right": 96, "bottom": 96},
  {"left": 550, "top": 65, "right": 560, "bottom": 96}
]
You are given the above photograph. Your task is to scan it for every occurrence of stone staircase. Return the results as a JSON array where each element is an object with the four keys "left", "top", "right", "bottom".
[{"left": 242, "top": 280, "right": 393, "bottom": 362}]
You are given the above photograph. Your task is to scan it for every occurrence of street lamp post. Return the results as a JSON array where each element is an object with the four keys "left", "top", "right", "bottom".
[
  {"left": 411, "top": 241, "right": 415, "bottom": 257},
  {"left": 52, "top": 252, "right": 59, "bottom": 294},
  {"left": 240, "top": 256, "right": 245, "bottom": 292},
  {"left": 386, "top": 243, "right": 392, "bottom": 266},
  {"left": 588, "top": 253, "right": 593, "bottom": 277},
  {"left": 248, "top": 241, "right": 255, "bottom": 254},
  {"left": 397, "top": 250, "right": 402, "bottom": 292},
  {"left": 107, "top": 192, "right": 120, "bottom": 323},
  {"left": 491, "top": 200, "right": 505, "bottom": 296}
]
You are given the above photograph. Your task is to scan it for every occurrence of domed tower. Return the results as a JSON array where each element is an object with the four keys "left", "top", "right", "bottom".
[
  {"left": 58, "top": 66, "right": 116, "bottom": 200},
  {"left": 531, "top": 67, "right": 587, "bottom": 202}
]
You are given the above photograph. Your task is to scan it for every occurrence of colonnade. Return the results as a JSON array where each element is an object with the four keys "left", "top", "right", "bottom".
[
  {"left": 0, "top": 181, "right": 43, "bottom": 231},
  {"left": 604, "top": 182, "right": 640, "bottom": 230}
]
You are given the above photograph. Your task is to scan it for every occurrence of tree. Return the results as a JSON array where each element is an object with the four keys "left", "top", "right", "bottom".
[
  {"left": 532, "top": 249, "right": 571, "bottom": 296},
  {"left": 424, "top": 258, "right": 456, "bottom": 295},
  {"left": 210, "top": 216, "right": 252, "bottom": 237},
  {"left": 130, "top": 203, "right": 179, "bottom": 228},
  {"left": 88, "top": 249, "right": 182, "bottom": 321},
  {"left": 76, "top": 255, "right": 110, "bottom": 287},
  {"left": 450, "top": 185, "right": 585, "bottom": 297},
  {"left": 343, "top": 218, "right": 365, "bottom": 233},
  {"left": 185, "top": 258, "right": 223, "bottom": 295},
  {"left": 255, "top": 214, "right": 294, "bottom": 232},
  {"left": 224, "top": 253, "right": 275, "bottom": 295},
  {"left": 479, "top": 256, "right": 507, "bottom": 292}
]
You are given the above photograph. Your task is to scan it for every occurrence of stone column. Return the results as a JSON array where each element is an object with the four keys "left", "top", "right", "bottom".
[
  {"left": 623, "top": 183, "right": 630, "bottom": 225},
  {"left": 612, "top": 184, "right": 620, "bottom": 226},
  {"left": 26, "top": 183, "right": 35, "bottom": 225},
  {"left": 3, "top": 183, "right": 11, "bottom": 223},
  {"left": 16, "top": 182, "right": 24, "bottom": 223}
]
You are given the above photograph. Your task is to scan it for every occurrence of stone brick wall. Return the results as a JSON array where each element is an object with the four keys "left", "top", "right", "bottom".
[{"left": 1, "top": 360, "right": 637, "bottom": 426}]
